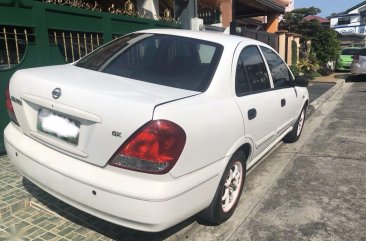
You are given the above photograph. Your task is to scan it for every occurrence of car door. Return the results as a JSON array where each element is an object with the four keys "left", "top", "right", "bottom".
[
  {"left": 259, "top": 46, "right": 301, "bottom": 137},
  {"left": 232, "top": 45, "right": 279, "bottom": 160}
]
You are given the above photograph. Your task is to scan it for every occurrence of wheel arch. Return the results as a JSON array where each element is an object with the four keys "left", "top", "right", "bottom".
[
  {"left": 238, "top": 143, "right": 252, "bottom": 164},
  {"left": 226, "top": 138, "right": 254, "bottom": 166}
]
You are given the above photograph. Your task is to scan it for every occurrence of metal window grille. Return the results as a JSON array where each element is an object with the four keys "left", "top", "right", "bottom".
[
  {"left": 231, "top": 25, "right": 279, "bottom": 52},
  {"left": 198, "top": 9, "right": 221, "bottom": 25},
  {"left": 0, "top": 26, "right": 35, "bottom": 69},
  {"left": 49, "top": 30, "right": 104, "bottom": 63}
]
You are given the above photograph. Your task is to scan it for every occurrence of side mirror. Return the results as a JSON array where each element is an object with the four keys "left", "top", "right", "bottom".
[{"left": 294, "top": 76, "right": 309, "bottom": 87}]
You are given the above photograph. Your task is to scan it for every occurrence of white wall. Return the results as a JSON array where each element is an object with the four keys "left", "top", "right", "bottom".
[
  {"left": 136, "top": 0, "right": 159, "bottom": 20},
  {"left": 286, "top": 0, "right": 294, "bottom": 12},
  {"left": 330, "top": 15, "right": 360, "bottom": 28}
]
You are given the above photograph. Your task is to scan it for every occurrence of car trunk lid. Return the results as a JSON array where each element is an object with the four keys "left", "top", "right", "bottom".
[{"left": 9, "top": 64, "right": 199, "bottom": 167}]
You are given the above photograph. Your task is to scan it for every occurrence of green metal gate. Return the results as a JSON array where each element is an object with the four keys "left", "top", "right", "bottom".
[{"left": 0, "top": 0, "right": 181, "bottom": 153}]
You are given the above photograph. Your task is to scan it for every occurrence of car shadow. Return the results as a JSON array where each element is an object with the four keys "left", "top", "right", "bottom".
[
  {"left": 22, "top": 178, "right": 197, "bottom": 240},
  {"left": 346, "top": 74, "right": 366, "bottom": 82}
]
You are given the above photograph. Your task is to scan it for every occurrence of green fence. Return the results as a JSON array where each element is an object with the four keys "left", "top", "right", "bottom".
[{"left": 0, "top": 0, "right": 181, "bottom": 153}]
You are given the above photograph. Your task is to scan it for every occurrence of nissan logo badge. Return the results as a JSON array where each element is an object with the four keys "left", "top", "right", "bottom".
[{"left": 52, "top": 88, "right": 62, "bottom": 99}]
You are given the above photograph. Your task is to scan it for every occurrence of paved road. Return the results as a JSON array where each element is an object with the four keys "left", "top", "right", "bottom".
[
  {"left": 307, "top": 82, "right": 335, "bottom": 103},
  {"left": 1, "top": 81, "right": 365, "bottom": 241}
]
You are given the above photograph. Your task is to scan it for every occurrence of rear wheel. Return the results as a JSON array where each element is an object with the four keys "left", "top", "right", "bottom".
[
  {"left": 284, "top": 106, "right": 306, "bottom": 143},
  {"left": 199, "top": 150, "right": 246, "bottom": 224}
]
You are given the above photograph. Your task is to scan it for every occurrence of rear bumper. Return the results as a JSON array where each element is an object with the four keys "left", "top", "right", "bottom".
[
  {"left": 351, "top": 63, "right": 366, "bottom": 75},
  {"left": 4, "top": 123, "right": 222, "bottom": 232}
]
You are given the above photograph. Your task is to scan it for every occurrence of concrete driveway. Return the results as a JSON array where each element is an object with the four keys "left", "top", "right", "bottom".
[{"left": 1, "top": 81, "right": 365, "bottom": 241}]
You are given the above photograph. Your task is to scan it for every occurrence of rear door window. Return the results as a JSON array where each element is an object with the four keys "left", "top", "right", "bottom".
[
  {"left": 235, "top": 46, "right": 271, "bottom": 96},
  {"left": 359, "top": 48, "right": 366, "bottom": 56},
  {"left": 341, "top": 48, "right": 360, "bottom": 55}
]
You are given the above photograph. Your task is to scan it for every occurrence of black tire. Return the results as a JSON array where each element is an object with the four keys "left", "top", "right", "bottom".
[
  {"left": 284, "top": 106, "right": 306, "bottom": 143},
  {"left": 198, "top": 150, "right": 246, "bottom": 224}
]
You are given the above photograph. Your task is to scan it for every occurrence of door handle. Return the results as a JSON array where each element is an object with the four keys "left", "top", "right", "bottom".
[
  {"left": 248, "top": 108, "right": 257, "bottom": 120},
  {"left": 281, "top": 98, "right": 286, "bottom": 107}
]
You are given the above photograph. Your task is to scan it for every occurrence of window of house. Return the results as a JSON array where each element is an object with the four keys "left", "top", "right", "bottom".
[
  {"left": 235, "top": 46, "right": 270, "bottom": 96},
  {"left": 338, "top": 17, "right": 351, "bottom": 25},
  {"left": 360, "top": 11, "right": 366, "bottom": 25},
  {"left": 260, "top": 46, "right": 292, "bottom": 88}
]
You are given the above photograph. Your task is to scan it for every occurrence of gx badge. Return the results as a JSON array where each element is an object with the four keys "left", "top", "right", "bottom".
[{"left": 112, "top": 131, "right": 122, "bottom": 137}]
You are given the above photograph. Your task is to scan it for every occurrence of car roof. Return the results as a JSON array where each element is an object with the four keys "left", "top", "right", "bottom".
[{"left": 135, "top": 28, "right": 264, "bottom": 48}]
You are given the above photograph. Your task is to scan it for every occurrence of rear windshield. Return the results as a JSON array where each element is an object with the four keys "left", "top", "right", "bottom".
[
  {"left": 359, "top": 48, "right": 366, "bottom": 56},
  {"left": 75, "top": 33, "right": 223, "bottom": 92},
  {"left": 341, "top": 48, "right": 359, "bottom": 55}
]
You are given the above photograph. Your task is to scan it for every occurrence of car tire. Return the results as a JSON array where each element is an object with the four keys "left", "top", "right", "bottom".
[
  {"left": 198, "top": 150, "right": 246, "bottom": 224},
  {"left": 283, "top": 106, "right": 306, "bottom": 143}
]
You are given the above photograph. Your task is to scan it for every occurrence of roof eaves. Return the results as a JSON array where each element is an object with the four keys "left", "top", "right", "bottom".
[
  {"left": 257, "top": 0, "right": 285, "bottom": 14},
  {"left": 332, "top": 13, "right": 360, "bottom": 18},
  {"left": 345, "top": 1, "right": 366, "bottom": 13}
]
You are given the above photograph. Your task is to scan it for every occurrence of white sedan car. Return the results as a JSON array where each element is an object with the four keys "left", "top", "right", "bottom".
[{"left": 4, "top": 29, "right": 309, "bottom": 232}]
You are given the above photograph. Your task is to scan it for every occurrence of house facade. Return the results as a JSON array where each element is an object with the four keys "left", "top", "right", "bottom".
[
  {"left": 210, "top": 0, "right": 292, "bottom": 32},
  {"left": 330, "top": 1, "right": 366, "bottom": 36}
]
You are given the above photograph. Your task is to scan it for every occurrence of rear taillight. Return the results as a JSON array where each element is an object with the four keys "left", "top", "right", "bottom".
[
  {"left": 109, "top": 120, "right": 186, "bottom": 174},
  {"left": 5, "top": 84, "right": 19, "bottom": 126},
  {"left": 353, "top": 54, "right": 359, "bottom": 62}
]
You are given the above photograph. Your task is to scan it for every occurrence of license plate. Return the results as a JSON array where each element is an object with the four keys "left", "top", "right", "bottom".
[{"left": 37, "top": 108, "right": 80, "bottom": 145}]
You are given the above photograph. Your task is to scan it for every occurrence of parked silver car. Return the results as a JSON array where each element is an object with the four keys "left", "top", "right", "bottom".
[{"left": 351, "top": 48, "right": 366, "bottom": 77}]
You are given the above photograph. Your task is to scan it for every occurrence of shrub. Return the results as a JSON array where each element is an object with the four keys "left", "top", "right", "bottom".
[
  {"left": 291, "top": 40, "right": 298, "bottom": 65},
  {"left": 303, "top": 69, "right": 318, "bottom": 80},
  {"left": 318, "top": 66, "right": 333, "bottom": 76},
  {"left": 289, "top": 65, "right": 300, "bottom": 76},
  {"left": 297, "top": 56, "right": 320, "bottom": 80}
]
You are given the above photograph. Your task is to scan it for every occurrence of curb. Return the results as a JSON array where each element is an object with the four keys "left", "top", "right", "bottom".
[{"left": 307, "top": 79, "right": 345, "bottom": 117}]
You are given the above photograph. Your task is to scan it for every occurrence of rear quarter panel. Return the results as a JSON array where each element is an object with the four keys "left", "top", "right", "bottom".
[
  {"left": 295, "top": 87, "right": 309, "bottom": 112},
  {"left": 153, "top": 94, "right": 244, "bottom": 178}
]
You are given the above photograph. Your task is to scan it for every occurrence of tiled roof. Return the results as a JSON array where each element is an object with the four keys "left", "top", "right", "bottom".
[{"left": 304, "top": 15, "right": 330, "bottom": 23}]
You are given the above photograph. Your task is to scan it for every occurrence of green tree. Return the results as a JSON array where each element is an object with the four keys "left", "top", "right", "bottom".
[
  {"left": 292, "top": 7, "right": 321, "bottom": 16},
  {"left": 279, "top": 7, "right": 321, "bottom": 33},
  {"left": 312, "top": 28, "right": 340, "bottom": 66},
  {"left": 279, "top": 7, "right": 340, "bottom": 67}
]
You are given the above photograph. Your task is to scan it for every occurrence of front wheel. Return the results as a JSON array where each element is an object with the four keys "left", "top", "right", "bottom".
[
  {"left": 198, "top": 150, "right": 246, "bottom": 224},
  {"left": 284, "top": 106, "right": 306, "bottom": 143}
]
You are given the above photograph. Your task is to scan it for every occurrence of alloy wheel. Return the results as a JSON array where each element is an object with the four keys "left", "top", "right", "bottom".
[
  {"left": 221, "top": 161, "right": 243, "bottom": 212},
  {"left": 297, "top": 109, "right": 305, "bottom": 136}
]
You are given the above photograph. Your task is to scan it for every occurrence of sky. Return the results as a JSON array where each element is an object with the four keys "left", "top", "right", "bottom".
[{"left": 295, "top": 0, "right": 363, "bottom": 17}]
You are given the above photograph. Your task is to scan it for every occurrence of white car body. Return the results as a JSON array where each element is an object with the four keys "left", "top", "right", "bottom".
[{"left": 4, "top": 29, "right": 309, "bottom": 232}]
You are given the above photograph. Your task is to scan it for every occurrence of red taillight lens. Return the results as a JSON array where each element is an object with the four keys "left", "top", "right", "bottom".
[
  {"left": 5, "top": 83, "right": 19, "bottom": 126},
  {"left": 109, "top": 120, "right": 186, "bottom": 174},
  {"left": 353, "top": 54, "right": 359, "bottom": 62},
  {"left": 5, "top": 84, "right": 13, "bottom": 112}
]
